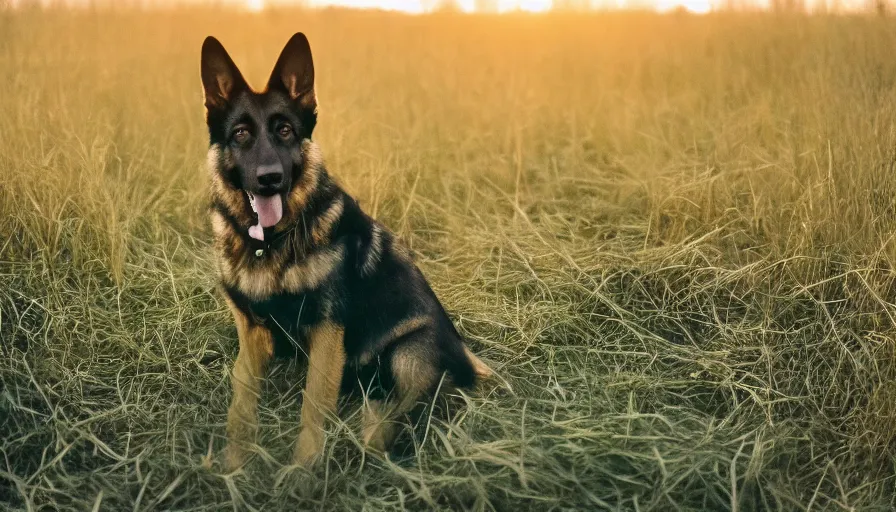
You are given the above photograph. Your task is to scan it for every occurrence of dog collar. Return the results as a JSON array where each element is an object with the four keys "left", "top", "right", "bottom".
[{"left": 247, "top": 221, "right": 302, "bottom": 258}]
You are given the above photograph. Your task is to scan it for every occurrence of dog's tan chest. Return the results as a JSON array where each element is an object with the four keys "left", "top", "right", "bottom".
[{"left": 217, "top": 245, "right": 345, "bottom": 302}]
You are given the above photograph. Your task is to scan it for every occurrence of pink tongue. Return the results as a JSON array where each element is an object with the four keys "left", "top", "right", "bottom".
[
  {"left": 248, "top": 195, "right": 283, "bottom": 242},
  {"left": 248, "top": 224, "right": 264, "bottom": 242}
]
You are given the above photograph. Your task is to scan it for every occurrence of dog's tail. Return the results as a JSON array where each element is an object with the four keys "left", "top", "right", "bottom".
[{"left": 463, "top": 346, "right": 493, "bottom": 379}]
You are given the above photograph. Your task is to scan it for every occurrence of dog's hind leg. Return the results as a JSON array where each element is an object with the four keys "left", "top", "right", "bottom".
[
  {"left": 294, "top": 321, "right": 346, "bottom": 467},
  {"left": 224, "top": 299, "right": 274, "bottom": 472},
  {"left": 362, "top": 339, "right": 438, "bottom": 454}
]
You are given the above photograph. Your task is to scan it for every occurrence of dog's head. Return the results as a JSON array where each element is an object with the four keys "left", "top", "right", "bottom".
[{"left": 201, "top": 33, "right": 317, "bottom": 242}]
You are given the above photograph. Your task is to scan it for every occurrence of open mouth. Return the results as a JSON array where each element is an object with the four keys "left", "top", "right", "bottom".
[{"left": 246, "top": 191, "right": 283, "bottom": 242}]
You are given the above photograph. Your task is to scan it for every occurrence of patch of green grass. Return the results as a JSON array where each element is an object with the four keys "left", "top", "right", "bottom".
[{"left": 1, "top": 7, "right": 896, "bottom": 510}]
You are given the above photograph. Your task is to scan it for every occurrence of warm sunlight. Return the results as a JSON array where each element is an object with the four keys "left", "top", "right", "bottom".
[
  {"left": 498, "top": 0, "right": 554, "bottom": 12},
  {"left": 244, "top": 0, "right": 716, "bottom": 13},
  {"left": 654, "top": 0, "right": 712, "bottom": 12},
  {"left": 309, "top": 0, "right": 425, "bottom": 12},
  {"left": 5, "top": 0, "right": 879, "bottom": 13}
]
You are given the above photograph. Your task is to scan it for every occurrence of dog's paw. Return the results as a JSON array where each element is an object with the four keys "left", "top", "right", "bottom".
[
  {"left": 293, "top": 428, "right": 324, "bottom": 467},
  {"left": 362, "top": 421, "right": 395, "bottom": 455}
]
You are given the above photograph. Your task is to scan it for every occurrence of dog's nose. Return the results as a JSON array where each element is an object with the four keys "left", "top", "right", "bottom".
[{"left": 257, "top": 164, "right": 284, "bottom": 188}]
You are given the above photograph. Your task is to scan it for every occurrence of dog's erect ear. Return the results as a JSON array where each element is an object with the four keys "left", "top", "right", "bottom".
[
  {"left": 267, "top": 33, "right": 316, "bottom": 112},
  {"left": 201, "top": 36, "right": 249, "bottom": 110}
]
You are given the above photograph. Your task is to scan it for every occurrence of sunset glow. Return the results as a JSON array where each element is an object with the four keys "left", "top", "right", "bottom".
[
  {"left": 4, "top": 0, "right": 870, "bottom": 14},
  {"left": 310, "top": 0, "right": 425, "bottom": 12},
  {"left": 245, "top": 0, "right": 716, "bottom": 12},
  {"left": 498, "top": 0, "right": 554, "bottom": 12},
  {"left": 654, "top": 0, "right": 712, "bottom": 12}
]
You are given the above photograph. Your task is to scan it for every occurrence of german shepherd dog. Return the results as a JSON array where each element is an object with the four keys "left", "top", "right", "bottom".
[{"left": 200, "top": 33, "right": 492, "bottom": 470}]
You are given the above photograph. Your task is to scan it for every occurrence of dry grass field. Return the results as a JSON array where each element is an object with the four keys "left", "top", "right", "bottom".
[{"left": 2, "top": 7, "right": 896, "bottom": 511}]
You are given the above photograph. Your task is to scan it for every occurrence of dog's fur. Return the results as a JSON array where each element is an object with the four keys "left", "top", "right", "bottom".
[{"left": 200, "top": 33, "right": 491, "bottom": 469}]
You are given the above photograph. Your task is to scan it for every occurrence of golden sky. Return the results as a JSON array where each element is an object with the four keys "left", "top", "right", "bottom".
[
  {"left": 242, "top": 0, "right": 867, "bottom": 12},
  {"left": 6, "top": 0, "right": 871, "bottom": 15},
  {"left": 249, "top": 0, "right": 713, "bottom": 12}
]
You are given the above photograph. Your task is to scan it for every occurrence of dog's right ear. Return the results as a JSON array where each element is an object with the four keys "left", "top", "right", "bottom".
[{"left": 201, "top": 37, "right": 248, "bottom": 111}]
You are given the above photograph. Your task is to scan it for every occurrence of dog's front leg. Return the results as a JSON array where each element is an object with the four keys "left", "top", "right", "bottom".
[
  {"left": 224, "top": 299, "right": 273, "bottom": 472},
  {"left": 294, "top": 321, "right": 345, "bottom": 467}
]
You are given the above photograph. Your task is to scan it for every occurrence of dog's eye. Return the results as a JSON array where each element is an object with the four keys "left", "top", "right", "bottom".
[
  {"left": 232, "top": 127, "right": 250, "bottom": 145},
  {"left": 277, "top": 124, "right": 293, "bottom": 139}
]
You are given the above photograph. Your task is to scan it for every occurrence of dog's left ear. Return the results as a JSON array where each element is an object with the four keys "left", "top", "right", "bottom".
[{"left": 267, "top": 33, "right": 317, "bottom": 114}]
